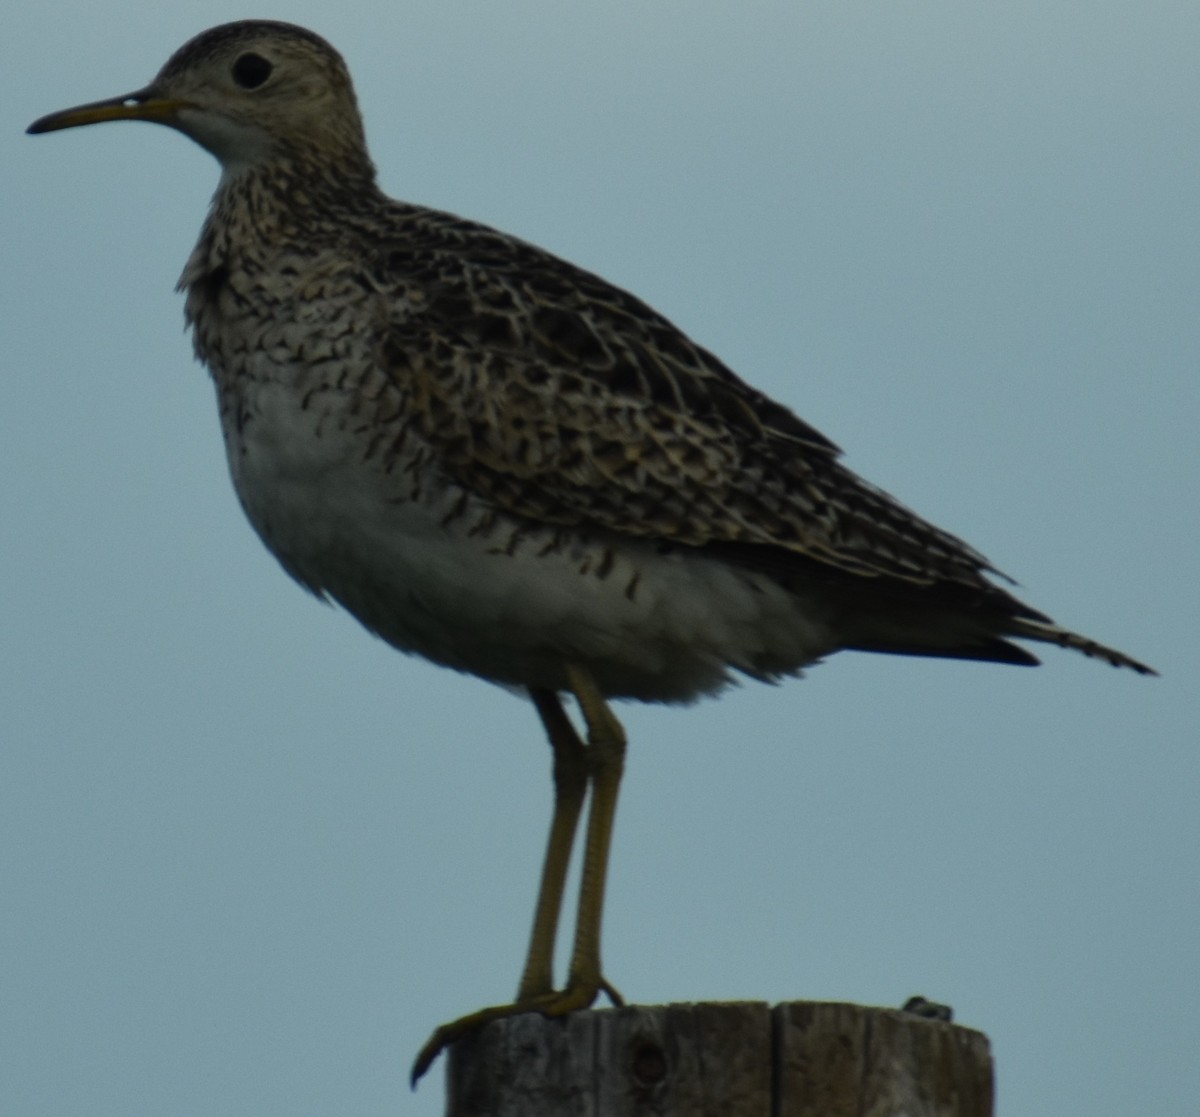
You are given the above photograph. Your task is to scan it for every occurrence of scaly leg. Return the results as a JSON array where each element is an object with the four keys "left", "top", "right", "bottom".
[
  {"left": 410, "top": 666, "right": 628, "bottom": 1086},
  {"left": 515, "top": 687, "right": 590, "bottom": 1000},
  {"left": 555, "top": 663, "right": 627, "bottom": 1009}
]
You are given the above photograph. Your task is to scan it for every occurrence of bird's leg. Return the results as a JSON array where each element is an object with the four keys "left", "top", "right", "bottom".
[
  {"left": 556, "top": 662, "right": 628, "bottom": 1010},
  {"left": 410, "top": 667, "right": 628, "bottom": 1087},
  {"left": 514, "top": 687, "right": 590, "bottom": 1001}
]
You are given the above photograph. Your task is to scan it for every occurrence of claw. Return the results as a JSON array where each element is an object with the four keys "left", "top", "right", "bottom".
[{"left": 410, "top": 979, "right": 610, "bottom": 1087}]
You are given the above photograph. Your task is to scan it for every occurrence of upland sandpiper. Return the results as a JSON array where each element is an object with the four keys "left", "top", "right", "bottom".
[{"left": 28, "top": 19, "right": 1154, "bottom": 1084}]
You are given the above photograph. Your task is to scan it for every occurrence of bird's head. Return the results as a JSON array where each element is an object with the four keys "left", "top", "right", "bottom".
[{"left": 28, "top": 21, "right": 373, "bottom": 181}]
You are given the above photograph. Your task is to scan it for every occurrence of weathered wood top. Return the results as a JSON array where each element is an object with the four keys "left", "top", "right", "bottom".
[{"left": 445, "top": 1000, "right": 993, "bottom": 1116}]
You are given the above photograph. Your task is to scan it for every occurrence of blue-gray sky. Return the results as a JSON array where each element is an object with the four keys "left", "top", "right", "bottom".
[{"left": 4, "top": 3, "right": 1196, "bottom": 1115}]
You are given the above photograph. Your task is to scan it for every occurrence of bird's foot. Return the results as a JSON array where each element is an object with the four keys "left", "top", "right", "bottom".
[{"left": 410, "top": 976, "right": 623, "bottom": 1087}]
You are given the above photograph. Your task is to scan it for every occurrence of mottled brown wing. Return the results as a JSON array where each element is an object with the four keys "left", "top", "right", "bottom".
[{"left": 371, "top": 212, "right": 1006, "bottom": 594}]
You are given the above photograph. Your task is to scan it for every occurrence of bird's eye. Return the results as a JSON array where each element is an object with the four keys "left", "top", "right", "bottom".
[{"left": 231, "top": 53, "right": 273, "bottom": 90}]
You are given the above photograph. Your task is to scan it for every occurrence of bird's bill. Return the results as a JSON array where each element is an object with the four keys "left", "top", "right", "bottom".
[{"left": 27, "top": 88, "right": 186, "bottom": 134}]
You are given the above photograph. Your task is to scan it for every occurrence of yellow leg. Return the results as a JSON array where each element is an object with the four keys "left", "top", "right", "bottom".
[
  {"left": 515, "top": 688, "right": 589, "bottom": 1001},
  {"left": 558, "top": 663, "right": 627, "bottom": 1006},
  {"left": 410, "top": 667, "right": 629, "bottom": 1086}
]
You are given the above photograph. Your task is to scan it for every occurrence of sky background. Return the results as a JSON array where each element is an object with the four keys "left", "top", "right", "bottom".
[{"left": 3, "top": 2, "right": 1196, "bottom": 1115}]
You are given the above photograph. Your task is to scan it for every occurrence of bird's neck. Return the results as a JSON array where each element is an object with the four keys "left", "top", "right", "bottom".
[
  {"left": 177, "top": 154, "right": 381, "bottom": 309},
  {"left": 199, "top": 155, "right": 371, "bottom": 254}
]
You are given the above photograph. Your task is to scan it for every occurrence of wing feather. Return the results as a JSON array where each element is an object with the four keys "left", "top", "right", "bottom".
[{"left": 370, "top": 210, "right": 1001, "bottom": 595}]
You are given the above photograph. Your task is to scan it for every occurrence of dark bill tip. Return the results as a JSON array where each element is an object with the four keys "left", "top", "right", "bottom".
[{"left": 28, "top": 88, "right": 181, "bottom": 134}]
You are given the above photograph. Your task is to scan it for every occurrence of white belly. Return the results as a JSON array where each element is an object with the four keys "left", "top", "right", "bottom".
[{"left": 219, "top": 374, "right": 836, "bottom": 703}]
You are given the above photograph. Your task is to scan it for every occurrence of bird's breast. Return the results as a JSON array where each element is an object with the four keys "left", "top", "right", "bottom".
[{"left": 189, "top": 285, "right": 836, "bottom": 702}]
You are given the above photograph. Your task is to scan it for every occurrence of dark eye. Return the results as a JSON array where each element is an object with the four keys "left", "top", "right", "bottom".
[{"left": 231, "top": 53, "right": 273, "bottom": 89}]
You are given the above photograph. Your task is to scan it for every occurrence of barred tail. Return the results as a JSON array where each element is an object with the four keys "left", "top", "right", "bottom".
[{"left": 1010, "top": 619, "right": 1157, "bottom": 676}]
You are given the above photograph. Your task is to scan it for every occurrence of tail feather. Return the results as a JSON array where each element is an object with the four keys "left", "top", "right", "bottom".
[{"left": 1010, "top": 619, "right": 1157, "bottom": 676}]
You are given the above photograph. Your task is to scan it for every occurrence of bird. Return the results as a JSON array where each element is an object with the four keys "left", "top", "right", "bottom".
[{"left": 28, "top": 19, "right": 1154, "bottom": 1085}]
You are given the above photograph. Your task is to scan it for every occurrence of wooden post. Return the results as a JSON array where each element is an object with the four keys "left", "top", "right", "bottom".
[{"left": 445, "top": 1001, "right": 993, "bottom": 1117}]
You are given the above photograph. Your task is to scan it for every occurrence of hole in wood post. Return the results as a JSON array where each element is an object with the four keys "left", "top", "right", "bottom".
[{"left": 631, "top": 1041, "right": 668, "bottom": 1085}]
